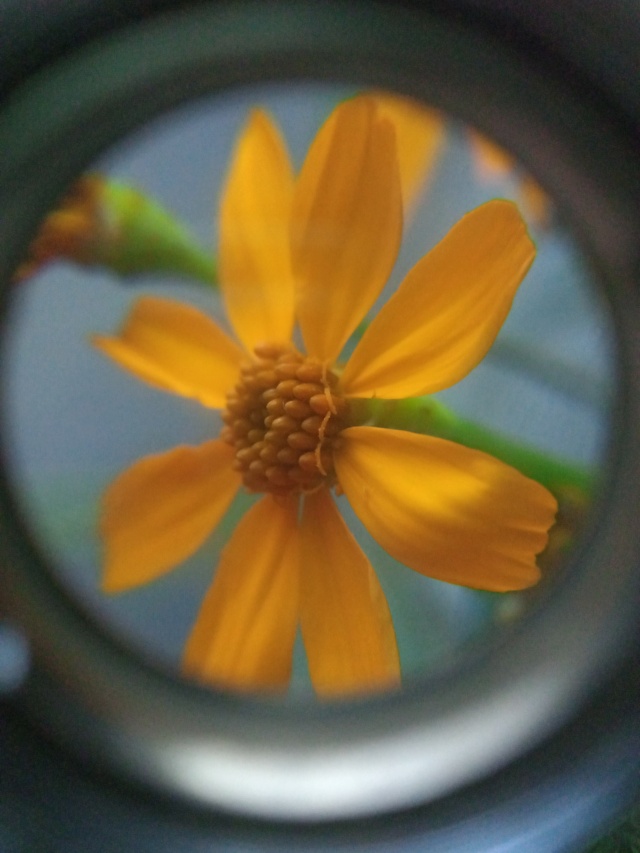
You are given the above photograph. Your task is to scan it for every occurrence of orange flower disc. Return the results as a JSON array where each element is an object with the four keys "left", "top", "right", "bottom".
[{"left": 220, "top": 343, "right": 349, "bottom": 495}]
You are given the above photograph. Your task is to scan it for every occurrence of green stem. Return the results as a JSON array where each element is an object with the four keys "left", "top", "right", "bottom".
[
  {"left": 350, "top": 396, "right": 594, "bottom": 496},
  {"left": 103, "top": 181, "right": 217, "bottom": 286}
]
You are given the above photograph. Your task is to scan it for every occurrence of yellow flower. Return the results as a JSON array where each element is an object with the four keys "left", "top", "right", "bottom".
[
  {"left": 14, "top": 176, "right": 106, "bottom": 282},
  {"left": 93, "top": 95, "right": 557, "bottom": 698},
  {"left": 14, "top": 174, "right": 215, "bottom": 284}
]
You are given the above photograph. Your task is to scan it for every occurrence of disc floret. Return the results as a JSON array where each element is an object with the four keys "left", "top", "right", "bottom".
[{"left": 220, "top": 344, "right": 349, "bottom": 495}]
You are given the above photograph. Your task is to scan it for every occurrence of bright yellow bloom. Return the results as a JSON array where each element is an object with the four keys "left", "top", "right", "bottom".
[{"left": 93, "top": 95, "right": 557, "bottom": 698}]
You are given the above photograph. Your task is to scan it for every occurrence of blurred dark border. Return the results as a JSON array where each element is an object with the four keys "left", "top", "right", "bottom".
[
  {"left": 0, "top": 2, "right": 638, "bottom": 851},
  {"left": 2, "top": 0, "right": 639, "bottom": 130}
]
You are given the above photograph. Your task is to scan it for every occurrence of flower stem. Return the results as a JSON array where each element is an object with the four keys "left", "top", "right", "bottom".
[{"left": 103, "top": 181, "right": 217, "bottom": 285}]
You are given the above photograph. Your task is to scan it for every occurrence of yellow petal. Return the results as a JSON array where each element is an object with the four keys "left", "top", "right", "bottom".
[
  {"left": 519, "top": 175, "right": 551, "bottom": 228},
  {"left": 219, "top": 109, "right": 295, "bottom": 352},
  {"left": 300, "top": 489, "right": 400, "bottom": 698},
  {"left": 292, "top": 95, "right": 403, "bottom": 363},
  {"left": 101, "top": 440, "right": 238, "bottom": 592},
  {"left": 183, "top": 495, "right": 299, "bottom": 692},
  {"left": 93, "top": 296, "right": 243, "bottom": 408},
  {"left": 373, "top": 92, "right": 445, "bottom": 215},
  {"left": 340, "top": 200, "right": 535, "bottom": 398},
  {"left": 469, "top": 129, "right": 514, "bottom": 179},
  {"left": 334, "top": 426, "right": 557, "bottom": 592},
  {"left": 469, "top": 130, "right": 551, "bottom": 228},
  {"left": 14, "top": 176, "right": 105, "bottom": 282}
]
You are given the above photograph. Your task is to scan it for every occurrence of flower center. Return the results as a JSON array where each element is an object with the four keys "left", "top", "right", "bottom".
[{"left": 220, "top": 343, "right": 349, "bottom": 495}]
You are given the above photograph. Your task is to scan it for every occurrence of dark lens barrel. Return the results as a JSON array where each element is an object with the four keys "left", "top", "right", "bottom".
[{"left": 0, "top": 2, "right": 639, "bottom": 852}]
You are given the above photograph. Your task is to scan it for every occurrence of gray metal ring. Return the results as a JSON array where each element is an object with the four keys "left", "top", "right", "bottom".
[{"left": 0, "top": 0, "right": 638, "bottom": 844}]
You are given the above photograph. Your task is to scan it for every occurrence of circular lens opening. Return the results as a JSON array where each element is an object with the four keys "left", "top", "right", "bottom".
[{"left": 1, "top": 82, "right": 616, "bottom": 700}]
